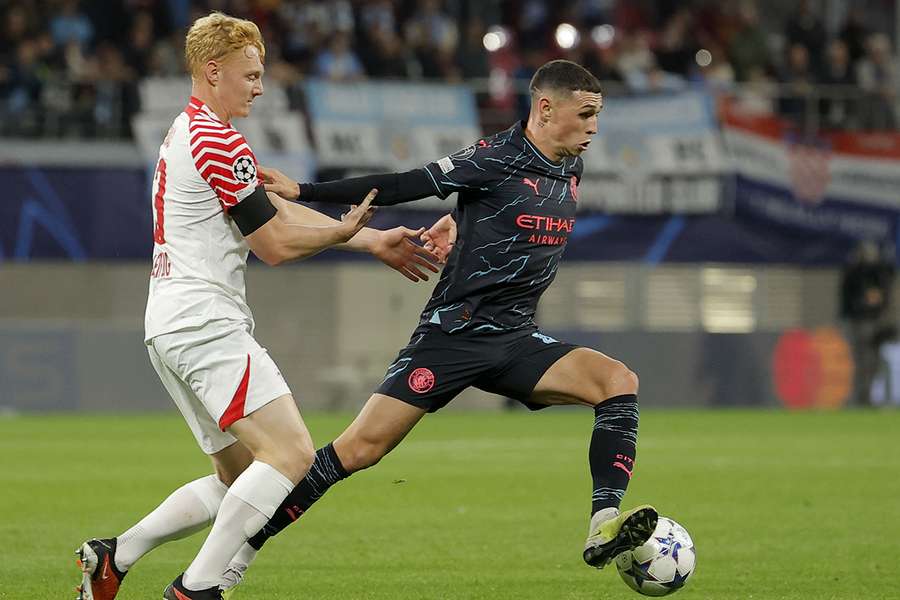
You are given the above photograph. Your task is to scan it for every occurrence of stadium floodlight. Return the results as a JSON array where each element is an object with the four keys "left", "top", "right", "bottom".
[
  {"left": 591, "top": 24, "right": 615, "bottom": 48},
  {"left": 695, "top": 49, "right": 712, "bottom": 67},
  {"left": 483, "top": 26, "right": 510, "bottom": 52},
  {"left": 555, "top": 23, "right": 579, "bottom": 49}
]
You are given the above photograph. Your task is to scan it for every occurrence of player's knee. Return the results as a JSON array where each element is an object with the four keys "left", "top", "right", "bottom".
[
  {"left": 260, "top": 439, "right": 315, "bottom": 483},
  {"left": 597, "top": 360, "right": 639, "bottom": 401},
  {"left": 341, "top": 440, "right": 386, "bottom": 472}
]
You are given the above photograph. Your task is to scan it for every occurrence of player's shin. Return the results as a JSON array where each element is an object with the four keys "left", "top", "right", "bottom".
[
  {"left": 182, "top": 461, "right": 293, "bottom": 590},
  {"left": 245, "top": 442, "right": 349, "bottom": 550},
  {"left": 589, "top": 394, "right": 639, "bottom": 515},
  {"left": 116, "top": 474, "right": 228, "bottom": 571}
]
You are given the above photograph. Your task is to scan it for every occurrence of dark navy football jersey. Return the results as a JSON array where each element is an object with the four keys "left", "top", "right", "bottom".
[{"left": 420, "top": 121, "right": 583, "bottom": 333}]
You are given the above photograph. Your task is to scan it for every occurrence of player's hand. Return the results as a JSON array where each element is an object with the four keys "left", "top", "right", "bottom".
[
  {"left": 258, "top": 165, "right": 299, "bottom": 201},
  {"left": 420, "top": 213, "right": 457, "bottom": 263},
  {"left": 338, "top": 188, "right": 377, "bottom": 242},
  {"left": 372, "top": 227, "right": 441, "bottom": 282}
]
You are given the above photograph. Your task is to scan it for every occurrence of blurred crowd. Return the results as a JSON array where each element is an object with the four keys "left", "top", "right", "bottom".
[{"left": 1, "top": 0, "right": 897, "bottom": 138}]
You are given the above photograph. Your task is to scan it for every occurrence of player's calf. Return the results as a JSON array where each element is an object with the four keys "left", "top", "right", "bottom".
[
  {"left": 583, "top": 505, "right": 658, "bottom": 569},
  {"left": 75, "top": 538, "right": 127, "bottom": 600}
]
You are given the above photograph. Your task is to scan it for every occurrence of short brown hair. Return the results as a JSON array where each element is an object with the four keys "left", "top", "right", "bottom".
[
  {"left": 185, "top": 12, "right": 265, "bottom": 77},
  {"left": 530, "top": 60, "right": 602, "bottom": 96}
]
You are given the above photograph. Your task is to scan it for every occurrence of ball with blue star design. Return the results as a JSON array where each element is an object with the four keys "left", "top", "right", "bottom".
[{"left": 615, "top": 516, "right": 696, "bottom": 596}]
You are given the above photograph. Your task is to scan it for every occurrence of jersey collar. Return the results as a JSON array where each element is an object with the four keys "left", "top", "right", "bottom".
[
  {"left": 516, "top": 121, "right": 565, "bottom": 169},
  {"left": 186, "top": 96, "right": 228, "bottom": 125}
]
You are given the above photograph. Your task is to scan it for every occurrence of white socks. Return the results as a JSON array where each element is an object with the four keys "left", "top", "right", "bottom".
[
  {"left": 183, "top": 461, "right": 293, "bottom": 591},
  {"left": 115, "top": 474, "right": 228, "bottom": 572}
]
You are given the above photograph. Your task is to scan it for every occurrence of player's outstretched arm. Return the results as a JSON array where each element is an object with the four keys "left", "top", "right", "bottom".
[
  {"left": 259, "top": 166, "right": 438, "bottom": 207},
  {"left": 266, "top": 192, "right": 441, "bottom": 281},
  {"left": 240, "top": 187, "right": 376, "bottom": 266}
]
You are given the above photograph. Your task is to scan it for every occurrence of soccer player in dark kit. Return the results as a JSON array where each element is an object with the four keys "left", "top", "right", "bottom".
[{"left": 222, "top": 59, "right": 656, "bottom": 593}]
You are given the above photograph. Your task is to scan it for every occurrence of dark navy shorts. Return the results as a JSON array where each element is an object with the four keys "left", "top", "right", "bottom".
[{"left": 375, "top": 324, "right": 580, "bottom": 412}]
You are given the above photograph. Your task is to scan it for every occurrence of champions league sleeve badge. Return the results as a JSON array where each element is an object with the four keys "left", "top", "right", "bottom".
[{"left": 233, "top": 156, "right": 257, "bottom": 183}]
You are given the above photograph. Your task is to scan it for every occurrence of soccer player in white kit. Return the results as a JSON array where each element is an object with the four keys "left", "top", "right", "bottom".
[{"left": 74, "top": 12, "right": 440, "bottom": 600}]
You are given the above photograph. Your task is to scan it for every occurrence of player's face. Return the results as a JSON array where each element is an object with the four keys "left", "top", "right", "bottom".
[
  {"left": 548, "top": 90, "right": 602, "bottom": 158},
  {"left": 217, "top": 45, "right": 264, "bottom": 120}
]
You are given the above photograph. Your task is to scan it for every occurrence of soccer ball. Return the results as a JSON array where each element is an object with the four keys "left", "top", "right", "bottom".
[{"left": 615, "top": 516, "right": 696, "bottom": 596}]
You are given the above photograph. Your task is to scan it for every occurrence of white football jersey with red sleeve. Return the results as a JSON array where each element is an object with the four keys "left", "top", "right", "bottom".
[{"left": 144, "top": 96, "right": 262, "bottom": 341}]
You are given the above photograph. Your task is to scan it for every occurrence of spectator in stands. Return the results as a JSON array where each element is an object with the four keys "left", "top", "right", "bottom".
[
  {"left": 50, "top": 0, "right": 94, "bottom": 51},
  {"left": 1, "top": 4, "right": 36, "bottom": 62},
  {"left": 654, "top": 8, "right": 697, "bottom": 77},
  {"left": 358, "top": 0, "right": 396, "bottom": 37},
  {"left": 581, "top": 43, "right": 623, "bottom": 86},
  {"left": 839, "top": 5, "right": 869, "bottom": 64},
  {"left": 615, "top": 30, "right": 655, "bottom": 81},
  {"left": 694, "top": 43, "right": 735, "bottom": 91},
  {"left": 278, "top": 0, "right": 327, "bottom": 69},
  {"left": 778, "top": 43, "right": 816, "bottom": 129},
  {"left": 363, "top": 27, "right": 416, "bottom": 79},
  {"left": 123, "top": 11, "right": 156, "bottom": 78},
  {"left": 841, "top": 240, "right": 896, "bottom": 406},
  {"left": 456, "top": 17, "right": 490, "bottom": 81},
  {"left": 818, "top": 39, "right": 856, "bottom": 130},
  {"left": 405, "top": 0, "right": 459, "bottom": 80},
  {"left": 734, "top": 65, "right": 777, "bottom": 115},
  {"left": 784, "top": 0, "right": 826, "bottom": 71},
  {"left": 314, "top": 31, "right": 365, "bottom": 81},
  {"left": 856, "top": 33, "right": 897, "bottom": 130},
  {"left": 3, "top": 38, "right": 46, "bottom": 134},
  {"left": 728, "top": 1, "right": 770, "bottom": 82}
]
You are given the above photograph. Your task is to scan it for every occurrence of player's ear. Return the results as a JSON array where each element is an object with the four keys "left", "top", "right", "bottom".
[
  {"left": 204, "top": 60, "right": 219, "bottom": 86},
  {"left": 537, "top": 96, "right": 552, "bottom": 126}
]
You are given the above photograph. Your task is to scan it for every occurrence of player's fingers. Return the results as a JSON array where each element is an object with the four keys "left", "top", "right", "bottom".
[
  {"left": 357, "top": 207, "right": 376, "bottom": 228},
  {"left": 402, "top": 227, "right": 426, "bottom": 238},
  {"left": 413, "top": 251, "right": 441, "bottom": 272},
  {"left": 405, "top": 264, "right": 429, "bottom": 280},
  {"left": 358, "top": 188, "right": 377, "bottom": 210},
  {"left": 257, "top": 166, "right": 275, "bottom": 182},
  {"left": 399, "top": 267, "right": 419, "bottom": 282},
  {"left": 413, "top": 254, "right": 441, "bottom": 273}
]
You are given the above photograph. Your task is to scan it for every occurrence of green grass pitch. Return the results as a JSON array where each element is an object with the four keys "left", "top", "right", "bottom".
[{"left": 1, "top": 409, "right": 899, "bottom": 599}]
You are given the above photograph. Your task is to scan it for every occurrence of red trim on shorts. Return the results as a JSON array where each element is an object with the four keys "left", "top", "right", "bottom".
[{"left": 219, "top": 354, "right": 250, "bottom": 430}]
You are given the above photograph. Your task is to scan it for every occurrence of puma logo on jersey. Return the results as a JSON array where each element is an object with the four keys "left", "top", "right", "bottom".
[{"left": 522, "top": 177, "right": 540, "bottom": 195}]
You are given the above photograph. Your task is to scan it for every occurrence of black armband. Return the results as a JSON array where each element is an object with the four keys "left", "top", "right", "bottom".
[
  {"left": 229, "top": 185, "right": 278, "bottom": 235},
  {"left": 297, "top": 168, "right": 439, "bottom": 206}
]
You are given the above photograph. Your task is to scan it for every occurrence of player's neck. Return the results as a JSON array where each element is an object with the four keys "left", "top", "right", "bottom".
[
  {"left": 190, "top": 85, "right": 231, "bottom": 124},
  {"left": 524, "top": 119, "right": 563, "bottom": 163}
]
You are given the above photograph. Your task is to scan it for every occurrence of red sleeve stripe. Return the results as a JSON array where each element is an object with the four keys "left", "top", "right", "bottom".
[
  {"left": 208, "top": 175, "right": 247, "bottom": 194},
  {"left": 190, "top": 127, "right": 242, "bottom": 141},
  {"left": 192, "top": 145, "right": 251, "bottom": 167},
  {"left": 217, "top": 188, "right": 238, "bottom": 204},
  {"left": 195, "top": 153, "right": 253, "bottom": 179},
  {"left": 190, "top": 137, "right": 250, "bottom": 157},
  {"left": 189, "top": 129, "right": 244, "bottom": 146}
]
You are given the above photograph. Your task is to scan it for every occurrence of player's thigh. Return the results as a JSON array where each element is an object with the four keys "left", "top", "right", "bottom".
[
  {"left": 476, "top": 330, "right": 580, "bottom": 408},
  {"left": 154, "top": 321, "right": 293, "bottom": 432},
  {"left": 531, "top": 346, "right": 638, "bottom": 407},
  {"left": 228, "top": 394, "right": 314, "bottom": 482},
  {"left": 147, "top": 344, "right": 238, "bottom": 455},
  {"left": 333, "top": 393, "right": 426, "bottom": 471},
  {"left": 375, "top": 326, "right": 492, "bottom": 413}
]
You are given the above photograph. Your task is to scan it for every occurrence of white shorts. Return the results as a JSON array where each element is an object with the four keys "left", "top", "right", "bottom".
[{"left": 147, "top": 319, "right": 292, "bottom": 454}]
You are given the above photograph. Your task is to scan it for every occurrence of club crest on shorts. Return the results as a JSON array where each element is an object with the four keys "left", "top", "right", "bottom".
[
  {"left": 233, "top": 156, "right": 256, "bottom": 183},
  {"left": 408, "top": 367, "right": 435, "bottom": 393}
]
